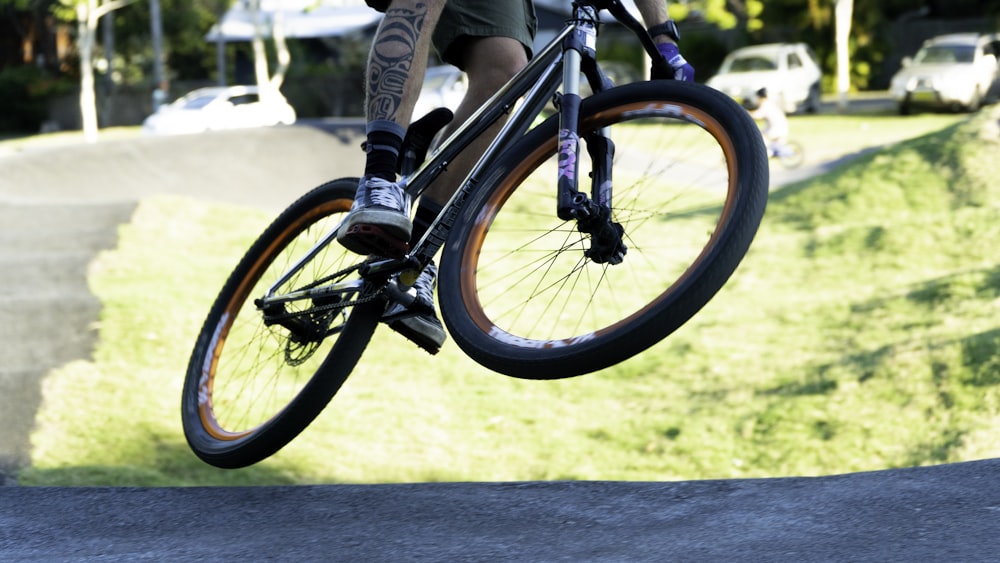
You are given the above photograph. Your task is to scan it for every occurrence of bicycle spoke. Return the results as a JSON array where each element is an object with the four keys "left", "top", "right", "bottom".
[{"left": 445, "top": 86, "right": 763, "bottom": 371}]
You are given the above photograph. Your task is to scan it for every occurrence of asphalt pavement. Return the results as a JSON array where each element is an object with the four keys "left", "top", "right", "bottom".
[
  {"left": 1, "top": 121, "right": 999, "bottom": 561},
  {"left": 2, "top": 461, "right": 1000, "bottom": 561}
]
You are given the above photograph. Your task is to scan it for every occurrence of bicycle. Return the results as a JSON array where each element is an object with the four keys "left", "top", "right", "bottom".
[
  {"left": 769, "top": 139, "right": 805, "bottom": 169},
  {"left": 182, "top": 0, "right": 770, "bottom": 469}
]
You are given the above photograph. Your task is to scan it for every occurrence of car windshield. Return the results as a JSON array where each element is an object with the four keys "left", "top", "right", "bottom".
[
  {"left": 175, "top": 93, "right": 219, "bottom": 109},
  {"left": 726, "top": 54, "right": 778, "bottom": 72},
  {"left": 914, "top": 44, "right": 976, "bottom": 64}
]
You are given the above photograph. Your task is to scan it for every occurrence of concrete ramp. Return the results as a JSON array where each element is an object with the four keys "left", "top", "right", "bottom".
[{"left": 0, "top": 124, "right": 364, "bottom": 210}]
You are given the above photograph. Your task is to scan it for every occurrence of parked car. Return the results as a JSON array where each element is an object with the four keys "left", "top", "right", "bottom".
[
  {"left": 890, "top": 33, "right": 1000, "bottom": 114},
  {"left": 412, "top": 65, "right": 468, "bottom": 120},
  {"left": 141, "top": 85, "right": 297, "bottom": 135},
  {"left": 706, "top": 43, "right": 823, "bottom": 114}
]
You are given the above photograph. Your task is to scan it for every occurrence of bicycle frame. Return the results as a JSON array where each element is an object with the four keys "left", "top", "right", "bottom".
[{"left": 260, "top": 0, "right": 668, "bottom": 309}]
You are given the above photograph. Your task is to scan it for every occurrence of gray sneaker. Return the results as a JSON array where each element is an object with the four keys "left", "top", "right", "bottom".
[
  {"left": 384, "top": 263, "right": 446, "bottom": 354},
  {"left": 338, "top": 175, "right": 413, "bottom": 258}
]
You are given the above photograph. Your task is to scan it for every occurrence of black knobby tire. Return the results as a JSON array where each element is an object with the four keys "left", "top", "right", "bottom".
[
  {"left": 439, "top": 81, "right": 769, "bottom": 379},
  {"left": 182, "top": 178, "right": 381, "bottom": 468}
]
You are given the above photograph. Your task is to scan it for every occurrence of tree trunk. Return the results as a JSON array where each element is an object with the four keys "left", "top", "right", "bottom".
[
  {"left": 150, "top": 0, "right": 166, "bottom": 109},
  {"left": 247, "top": 0, "right": 293, "bottom": 103},
  {"left": 834, "top": 0, "right": 853, "bottom": 112},
  {"left": 77, "top": 0, "right": 99, "bottom": 143},
  {"left": 250, "top": 0, "right": 272, "bottom": 102},
  {"left": 75, "top": 0, "right": 137, "bottom": 143},
  {"left": 271, "top": 9, "right": 290, "bottom": 91}
]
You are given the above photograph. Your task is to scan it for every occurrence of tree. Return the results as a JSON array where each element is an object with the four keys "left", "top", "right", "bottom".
[
  {"left": 668, "top": 0, "right": 764, "bottom": 31},
  {"left": 57, "top": 0, "right": 136, "bottom": 142},
  {"left": 247, "top": 0, "right": 291, "bottom": 105},
  {"left": 1, "top": 0, "right": 64, "bottom": 72},
  {"left": 834, "top": 0, "right": 852, "bottom": 111},
  {"left": 0, "top": 0, "right": 32, "bottom": 69}
]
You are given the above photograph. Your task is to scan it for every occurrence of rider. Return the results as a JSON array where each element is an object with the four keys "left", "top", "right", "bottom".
[
  {"left": 747, "top": 87, "right": 788, "bottom": 155},
  {"left": 339, "top": 0, "right": 696, "bottom": 353}
]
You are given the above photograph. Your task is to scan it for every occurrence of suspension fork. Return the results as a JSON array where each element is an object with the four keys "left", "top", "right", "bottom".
[
  {"left": 556, "top": 4, "right": 625, "bottom": 264},
  {"left": 556, "top": 8, "right": 595, "bottom": 221}
]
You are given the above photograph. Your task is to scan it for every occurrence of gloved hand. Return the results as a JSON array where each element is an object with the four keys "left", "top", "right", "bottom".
[{"left": 655, "top": 43, "right": 695, "bottom": 82}]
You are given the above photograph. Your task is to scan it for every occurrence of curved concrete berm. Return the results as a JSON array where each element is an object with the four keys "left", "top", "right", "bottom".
[
  {"left": 0, "top": 123, "right": 997, "bottom": 561},
  {"left": 2, "top": 461, "right": 1000, "bottom": 560}
]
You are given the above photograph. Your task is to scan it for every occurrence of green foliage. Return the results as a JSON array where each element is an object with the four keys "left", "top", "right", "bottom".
[
  {"left": 51, "top": 0, "right": 76, "bottom": 22},
  {"left": 0, "top": 0, "right": 34, "bottom": 9},
  {"left": 0, "top": 65, "right": 73, "bottom": 132},
  {"left": 53, "top": 0, "right": 230, "bottom": 86},
  {"left": 671, "top": 0, "right": 737, "bottom": 29}
]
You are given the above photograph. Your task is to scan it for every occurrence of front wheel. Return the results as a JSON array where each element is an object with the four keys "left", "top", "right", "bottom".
[
  {"left": 439, "top": 81, "right": 769, "bottom": 379},
  {"left": 182, "top": 178, "right": 381, "bottom": 469}
]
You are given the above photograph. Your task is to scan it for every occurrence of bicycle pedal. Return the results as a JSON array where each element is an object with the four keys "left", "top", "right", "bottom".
[
  {"left": 340, "top": 224, "right": 409, "bottom": 259},
  {"left": 387, "top": 319, "right": 442, "bottom": 356},
  {"left": 382, "top": 301, "right": 443, "bottom": 355},
  {"left": 381, "top": 302, "right": 433, "bottom": 324}
]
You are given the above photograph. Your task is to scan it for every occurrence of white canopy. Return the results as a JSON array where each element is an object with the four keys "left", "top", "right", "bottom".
[
  {"left": 205, "top": 0, "right": 643, "bottom": 43},
  {"left": 206, "top": 0, "right": 382, "bottom": 42}
]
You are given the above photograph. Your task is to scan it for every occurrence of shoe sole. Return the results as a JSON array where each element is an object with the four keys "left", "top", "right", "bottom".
[
  {"left": 337, "top": 207, "right": 412, "bottom": 256},
  {"left": 338, "top": 224, "right": 410, "bottom": 258}
]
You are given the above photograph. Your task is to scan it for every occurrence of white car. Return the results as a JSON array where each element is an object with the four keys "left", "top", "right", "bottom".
[
  {"left": 706, "top": 43, "right": 823, "bottom": 114},
  {"left": 142, "top": 85, "right": 297, "bottom": 135},
  {"left": 890, "top": 33, "right": 1000, "bottom": 114}
]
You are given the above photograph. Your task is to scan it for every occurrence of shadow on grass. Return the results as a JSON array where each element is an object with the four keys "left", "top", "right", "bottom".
[
  {"left": 18, "top": 439, "right": 305, "bottom": 487},
  {"left": 746, "top": 264, "right": 1000, "bottom": 404}
]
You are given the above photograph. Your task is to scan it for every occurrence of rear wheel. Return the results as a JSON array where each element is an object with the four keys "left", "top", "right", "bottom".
[
  {"left": 182, "top": 178, "right": 381, "bottom": 468},
  {"left": 777, "top": 140, "right": 805, "bottom": 169},
  {"left": 439, "top": 81, "right": 769, "bottom": 379}
]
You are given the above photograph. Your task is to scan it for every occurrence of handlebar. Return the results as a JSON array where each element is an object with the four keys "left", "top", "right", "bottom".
[{"left": 571, "top": 0, "right": 673, "bottom": 79}]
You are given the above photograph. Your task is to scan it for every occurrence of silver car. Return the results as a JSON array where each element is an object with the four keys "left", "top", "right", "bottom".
[
  {"left": 890, "top": 33, "right": 1000, "bottom": 114},
  {"left": 141, "top": 85, "right": 297, "bottom": 136},
  {"left": 706, "top": 43, "right": 823, "bottom": 114}
]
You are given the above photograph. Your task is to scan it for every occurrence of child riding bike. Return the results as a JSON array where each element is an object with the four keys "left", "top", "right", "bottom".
[{"left": 745, "top": 87, "right": 791, "bottom": 158}]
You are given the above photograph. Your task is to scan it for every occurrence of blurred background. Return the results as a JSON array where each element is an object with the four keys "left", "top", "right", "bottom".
[{"left": 1, "top": 0, "right": 998, "bottom": 136}]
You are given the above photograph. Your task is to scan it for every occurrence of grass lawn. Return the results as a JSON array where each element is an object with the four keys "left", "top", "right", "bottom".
[{"left": 17, "top": 107, "right": 1000, "bottom": 486}]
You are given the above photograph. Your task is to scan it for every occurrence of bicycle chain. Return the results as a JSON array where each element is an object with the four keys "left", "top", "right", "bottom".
[
  {"left": 285, "top": 290, "right": 382, "bottom": 320},
  {"left": 262, "top": 263, "right": 387, "bottom": 323}
]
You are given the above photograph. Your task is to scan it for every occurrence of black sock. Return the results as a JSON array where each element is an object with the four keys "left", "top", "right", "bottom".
[
  {"left": 364, "top": 120, "right": 405, "bottom": 181},
  {"left": 410, "top": 199, "right": 444, "bottom": 246}
]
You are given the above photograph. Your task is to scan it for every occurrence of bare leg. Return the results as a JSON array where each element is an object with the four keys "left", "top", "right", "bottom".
[
  {"left": 340, "top": 0, "right": 447, "bottom": 257},
  {"left": 366, "top": 0, "right": 446, "bottom": 128},
  {"left": 421, "top": 36, "right": 528, "bottom": 204}
]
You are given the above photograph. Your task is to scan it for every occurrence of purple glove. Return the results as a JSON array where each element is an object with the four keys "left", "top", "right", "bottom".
[{"left": 656, "top": 43, "right": 695, "bottom": 82}]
